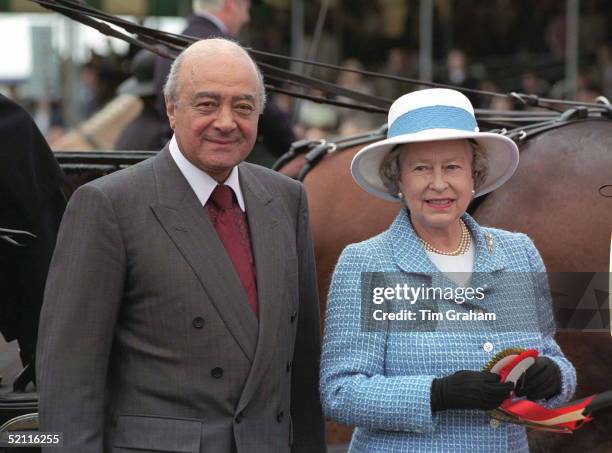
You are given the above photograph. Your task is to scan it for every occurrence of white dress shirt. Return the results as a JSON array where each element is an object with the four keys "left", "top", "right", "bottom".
[{"left": 169, "top": 135, "right": 246, "bottom": 212}]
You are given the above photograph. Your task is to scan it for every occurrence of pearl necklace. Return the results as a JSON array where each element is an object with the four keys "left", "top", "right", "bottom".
[{"left": 419, "top": 219, "right": 471, "bottom": 256}]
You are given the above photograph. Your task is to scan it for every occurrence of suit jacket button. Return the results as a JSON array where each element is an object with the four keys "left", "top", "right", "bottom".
[
  {"left": 290, "top": 311, "right": 297, "bottom": 323},
  {"left": 192, "top": 317, "right": 205, "bottom": 329},
  {"left": 276, "top": 411, "right": 284, "bottom": 423},
  {"left": 286, "top": 361, "right": 292, "bottom": 372},
  {"left": 235, "top": 412, "right": 244, "bottom": 424},
  {"left": 211, "top": 367, "right": 223, "bottom": 378}
]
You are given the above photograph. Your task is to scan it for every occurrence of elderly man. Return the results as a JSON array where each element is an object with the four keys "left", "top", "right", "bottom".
[
  {"left": 153, "top": 0, "right": 296, "bottom": 158},
  {"left": 37, "top": 39, "right": 325, "bottom": 453}
]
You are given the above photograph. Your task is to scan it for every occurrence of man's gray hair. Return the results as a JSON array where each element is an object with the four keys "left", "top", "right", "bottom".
[
  {"left": 192, "top": 0, "right": 224, "bottom": 14},
  {"left": 163, "top": 39, "right": 267, "bottom": 112},
  {"left": 379, "top": 139, "right": 489, "bottom": 198}
]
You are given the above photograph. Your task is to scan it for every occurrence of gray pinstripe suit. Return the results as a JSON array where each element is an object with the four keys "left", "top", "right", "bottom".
[{"left": 36, "top": 147, "right": 325, "bottom": 453}]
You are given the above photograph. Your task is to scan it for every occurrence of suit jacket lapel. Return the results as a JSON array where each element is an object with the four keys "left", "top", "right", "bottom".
[
  {"left": 236, "top": 164, "right": 284, "bottom": 413},
  {"left": 149, "top": 149, "right": 258, "bottom": 362}
]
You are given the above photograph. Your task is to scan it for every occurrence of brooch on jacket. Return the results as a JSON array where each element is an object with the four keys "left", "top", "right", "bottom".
[{"left": 484, "top": 232, "right": 494, "bottom": 253}]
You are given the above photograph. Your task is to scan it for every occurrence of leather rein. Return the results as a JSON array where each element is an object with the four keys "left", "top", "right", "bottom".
[{"left": 273, "top": 106, "right": 611, "bottom": 182}]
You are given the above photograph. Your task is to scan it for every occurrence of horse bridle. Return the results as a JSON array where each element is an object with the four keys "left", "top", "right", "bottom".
[{"left": 274, "top": 105, "right": 611, "bottom": 182}]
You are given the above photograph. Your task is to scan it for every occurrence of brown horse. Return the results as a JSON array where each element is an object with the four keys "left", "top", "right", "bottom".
[{"left": 279, "top": 118, "right": 612, "bottom": 451}]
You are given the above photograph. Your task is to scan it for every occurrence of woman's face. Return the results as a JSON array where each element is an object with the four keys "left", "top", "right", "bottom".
[{"left": 397, "top": 139, "right": 474, "bottom": 232}]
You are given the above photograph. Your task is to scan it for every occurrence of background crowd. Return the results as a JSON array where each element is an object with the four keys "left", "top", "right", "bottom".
[{"left": 1, "top": 0, "right": 610, "bottom": 153}]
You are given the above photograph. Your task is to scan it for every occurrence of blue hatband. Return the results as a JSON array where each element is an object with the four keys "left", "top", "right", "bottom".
[{"left": 388, "top": 105, "right": 477, "bottom": 138}]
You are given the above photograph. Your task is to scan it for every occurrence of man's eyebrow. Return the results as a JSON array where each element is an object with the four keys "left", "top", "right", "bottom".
[
  {"left": 192, "top": 91, "right": 220, "bottom": 102},
  {"left": 233, "top": 94, "right": 256, "bottom": 103},
  {"left": 191, "top": 92, "right": 256, "bottom": 104}
]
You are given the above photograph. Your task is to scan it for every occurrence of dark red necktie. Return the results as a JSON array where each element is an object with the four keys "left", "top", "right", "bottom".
[{"left": 207, "top": 185, "right": 259, "bottom": 317}]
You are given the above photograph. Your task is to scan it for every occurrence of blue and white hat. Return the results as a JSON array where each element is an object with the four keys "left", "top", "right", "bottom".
[{"left": 351, "top": 88, "right": 519, "bottom": 202}]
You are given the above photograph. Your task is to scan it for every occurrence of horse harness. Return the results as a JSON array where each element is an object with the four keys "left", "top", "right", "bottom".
[{"left": 274, "top": 104, "right": 612, "bottom": 183}]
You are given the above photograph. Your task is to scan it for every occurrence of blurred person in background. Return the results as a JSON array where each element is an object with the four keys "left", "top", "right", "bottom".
[
  {"left": 574, "top": 73, "right": 602, "bottom": 103},
  {"left": 489, "top": 95, "right": 514, "bottom": 112},
  {"left": 78, "top": 54, "right": 126, "bottom": 118},
  {"left": 114, "top": 50, "right": 167, "bottom": 150},
  {"left": 336, "top": 58, "right": 375, "bottom": 99},
  {"left": 520, "top": 71, "right": 549, "bottom": 98},
  {"left": 476, "top": 80, "right": 503, "bottom": 110},
  {"left": 295, "top": 88, "right": 339, "bottom": 139},
  {"left": 154, "top": 0, "right": 296, "bottom": 160},
  {"left": 440, "top": 49, "right": 476, "bottom": 88},
  {"left": 28, "top": 96, "right": 65, "bottom": 143},
  {"left": 336, "top": 58, "right": 379, "bottom": 134},
  {"left": 375, "top": 47, "right": 417, "bottom": 101},
  {"left": 437, "top": 49, "right": 478, "bottom": 105}
]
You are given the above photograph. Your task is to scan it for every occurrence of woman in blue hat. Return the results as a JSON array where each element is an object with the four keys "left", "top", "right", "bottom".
[{"left": 319, "top": 88, "right": 577, "bottom": 452}]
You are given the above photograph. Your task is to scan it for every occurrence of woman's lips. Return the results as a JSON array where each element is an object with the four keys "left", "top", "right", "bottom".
[{"left": 425, "top": 198, "right": 454, "bottom": 209}]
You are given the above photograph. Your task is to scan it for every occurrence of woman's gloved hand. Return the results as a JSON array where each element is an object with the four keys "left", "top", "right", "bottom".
[
  {"left": 514, "top": 357, "right": 561, "bottom": 401},
  {"left": 431, "top": 370, "right": 514, "bottom": 412}
]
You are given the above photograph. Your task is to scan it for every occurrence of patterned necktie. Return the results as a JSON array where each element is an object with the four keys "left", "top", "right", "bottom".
[{"left": 207, "top": 185, "right": 259, "bottom": 317}]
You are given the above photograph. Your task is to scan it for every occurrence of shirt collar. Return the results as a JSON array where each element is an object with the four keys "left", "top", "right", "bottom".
[
  {"left": 169, "top": 135, "right": 246, "bottom": 211},
  {"left": 194, "top": 12, "right": 229, "bottom": 35}
]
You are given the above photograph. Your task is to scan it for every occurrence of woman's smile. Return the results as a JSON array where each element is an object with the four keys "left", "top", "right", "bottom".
[{"left": 425, "top": 198, "right": 455, "bottom": 209}]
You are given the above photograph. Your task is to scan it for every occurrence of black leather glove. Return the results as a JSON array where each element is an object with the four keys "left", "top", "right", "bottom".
[
  {"left": 431, "top": 370, "right": 514, "bottom": 412},
  {"left": 515, "top": 357, "right": 561, "bottom": 401}
]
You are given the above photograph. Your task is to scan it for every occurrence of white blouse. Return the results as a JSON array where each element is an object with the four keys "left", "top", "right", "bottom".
[{"left": 425, "top": 241, "right": 475, "bottom": 286}]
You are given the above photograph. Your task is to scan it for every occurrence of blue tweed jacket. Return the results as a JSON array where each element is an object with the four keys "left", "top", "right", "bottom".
[{"left": 320, "top": 209, "right": 576, "bottom": 453}]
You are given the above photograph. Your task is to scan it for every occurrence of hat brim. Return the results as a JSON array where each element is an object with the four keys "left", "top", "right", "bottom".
[
  {"left": 118, "top": 78, "right": 156, "bottom": 97},
  {"left": 351, "top": 128, "right": 519, "bottom": 202}
]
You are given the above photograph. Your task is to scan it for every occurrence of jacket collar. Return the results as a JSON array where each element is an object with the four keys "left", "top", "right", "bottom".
[{"left": 168, "top": 135, "right": 246, "bottom": 211}]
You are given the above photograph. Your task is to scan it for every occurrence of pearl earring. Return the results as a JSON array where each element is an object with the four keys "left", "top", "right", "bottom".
[{"left": 397, "top": 192, "right": 404, "bottom": 199}]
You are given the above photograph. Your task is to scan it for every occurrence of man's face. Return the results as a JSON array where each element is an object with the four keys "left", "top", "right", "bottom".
[
  {"left": 166, "top": 50, "right": 260, "bottom": 182},
  {"left": 228, "top": 0, "right": 251, "bottom": 35}
]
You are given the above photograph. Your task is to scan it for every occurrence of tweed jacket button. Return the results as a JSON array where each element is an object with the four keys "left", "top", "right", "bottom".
[
  {"left": 290, "top": 311, "right": 297, "bottom": 323},
  {"left": 286, "top": 361, "right": 293, "bottom": 372},
  {"left": 211, "top": 367, "right": 223, "bottom": 378},
  {"left": 277, "top": 411, "right": 284, "bottom": 423},
  {"left": 482, "top": 342, "right": 494, "bottom": 353},
  {"left": 192, "top": 317, "right": 205, "bottom": 329},
  {"left": 235, "top": 412, "right": 244, "bottom": 423},
  {"left": 490, "top": 418, "right": 500, "bottom": 428}
]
